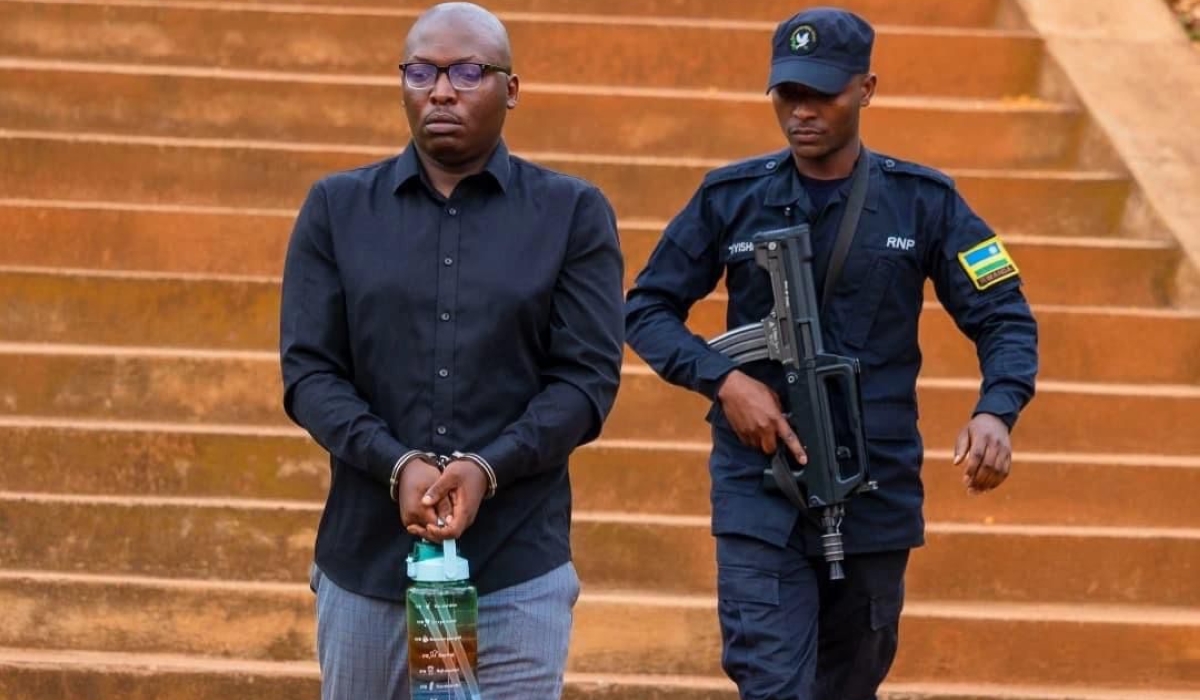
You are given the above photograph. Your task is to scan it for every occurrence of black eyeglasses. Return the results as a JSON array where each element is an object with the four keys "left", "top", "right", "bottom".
[{"left": 398, "top": 62, "right": 510, "bottom": 91}]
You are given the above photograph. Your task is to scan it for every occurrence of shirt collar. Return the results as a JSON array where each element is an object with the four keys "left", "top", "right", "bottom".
[
  {"left": 763, "top": 147, "right": 880, "bottom": 213},
  {"left": 391, "top": 140, "right": 513, "bottom": 194}
]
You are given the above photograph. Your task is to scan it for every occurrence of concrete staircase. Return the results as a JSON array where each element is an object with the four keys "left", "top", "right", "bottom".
[{"left": 1, "top": 0, "right": 1198, "bottom": 697}]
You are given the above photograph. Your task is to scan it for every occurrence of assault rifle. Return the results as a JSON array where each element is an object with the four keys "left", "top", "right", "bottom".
[{"left": 708, "top": 224, "right": 876, "bottom": 580}]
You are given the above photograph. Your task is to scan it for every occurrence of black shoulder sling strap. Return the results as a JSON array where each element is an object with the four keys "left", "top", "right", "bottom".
[{"left": 820, "top": 146, "right": 871, "bottom": 314}]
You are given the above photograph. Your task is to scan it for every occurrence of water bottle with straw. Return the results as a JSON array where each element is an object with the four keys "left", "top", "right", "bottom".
[{"left": 406, "top": 537, "right": 481, "bottom": 700}]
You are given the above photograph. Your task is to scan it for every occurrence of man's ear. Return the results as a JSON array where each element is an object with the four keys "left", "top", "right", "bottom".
[
  {"left": 506, "top": 74, "right": 520, "bottom": 110},
  {"left": 860, "top": 73, "right": 877, "bottom": 108}
]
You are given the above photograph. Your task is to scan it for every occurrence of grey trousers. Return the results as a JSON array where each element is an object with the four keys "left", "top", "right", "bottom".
[{"left": 312, "top": 562, "right": 580, "bottom": 700}]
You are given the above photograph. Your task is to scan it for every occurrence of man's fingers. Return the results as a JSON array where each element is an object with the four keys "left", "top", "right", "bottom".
[
  {"left": 421, "top": 473, "right": 455, "bottom": 506},
  {"left": 953, "top": 425, "right": 970, "bottom": 465},
  {"left": 961, "top": 440, "right": 984, "bottom": 487},
  {"left": 971, "top": 439, "right": 1001, "bottom": 489},
  {"left": 776, "top": 417, "right": 807, "bottom": 465},
  {"left": 759, "top": 428, "right": 778, "bottom": 457}
]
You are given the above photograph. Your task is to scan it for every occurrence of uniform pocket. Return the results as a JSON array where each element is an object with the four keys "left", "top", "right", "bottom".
[
  {"left": 718, "top": 566, "right": 780, "bottom": 606},
  {"left": 841, "top": 256, "right": 897, "bottom": 349}
]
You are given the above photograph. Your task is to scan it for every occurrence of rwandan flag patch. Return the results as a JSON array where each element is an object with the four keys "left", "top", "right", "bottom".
[{"left": 958, "top": 237, "right": 1020, "bottom": 290}]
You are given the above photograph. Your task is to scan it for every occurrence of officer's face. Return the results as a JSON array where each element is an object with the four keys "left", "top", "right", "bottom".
[
  {"left": 770, "top": 74, "right": 876, "bottom": 161},
  {"left": 401, "top": 20, "right": 518, "bottom": 168}
]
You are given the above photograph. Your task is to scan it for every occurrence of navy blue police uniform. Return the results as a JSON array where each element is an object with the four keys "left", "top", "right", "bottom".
[{"left": 624, "top": 8, "right": 1038, "bottom": 700}]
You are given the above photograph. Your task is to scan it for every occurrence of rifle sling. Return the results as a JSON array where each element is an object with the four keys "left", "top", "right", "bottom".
[{"left": 820, "top": 146, "right": 871, "bottom": 315}]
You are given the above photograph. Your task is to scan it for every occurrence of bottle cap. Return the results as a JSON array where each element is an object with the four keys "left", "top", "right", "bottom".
[{"left": 406, "top": 538, "right": 470, "bottom": 582}]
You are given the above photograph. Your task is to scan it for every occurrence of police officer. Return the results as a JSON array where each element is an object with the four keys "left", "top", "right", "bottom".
[{"left": 625, "top": 8, "right": 1038, "bottom": 700}]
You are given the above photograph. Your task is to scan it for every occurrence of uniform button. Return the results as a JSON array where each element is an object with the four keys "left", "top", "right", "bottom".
[
  {"left": 884, "top": 158, "right": 896, "bottom": 168},
  {"left": 447, "top": 207, "right": 458, "bottom": 216},
  {"left": 440, "top": 312, "right": 451, "bottom": 321},
  {"left": 765, "top": 160, "right": 777, "bottom": 170},
  {"left": 436, "top": 425, "right": 447, "bottom": 435},
  {"left": 443, "top": 257, "right": 454, "bottom": 266},
  {"left": 438, "top": 368, "right": 449, "bottom": 378}
]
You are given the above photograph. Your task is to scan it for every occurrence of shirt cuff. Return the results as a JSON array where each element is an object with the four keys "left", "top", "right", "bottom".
[
  {"left": 973, "top": 392, "right": 1021, "bottom": 431},
  {"left": 474, "top": 434, "right": 532, "bottom": 492},
  {"left": 696, "top": 351, "right": 739, "bottom": 400}
]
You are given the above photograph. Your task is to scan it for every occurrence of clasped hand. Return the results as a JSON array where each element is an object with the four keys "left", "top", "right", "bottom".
[{"left": 398, "top": 456, "right": 490, "bottom": 542}]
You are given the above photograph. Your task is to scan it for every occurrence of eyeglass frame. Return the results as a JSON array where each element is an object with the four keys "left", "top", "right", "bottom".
[{"left": 397, "top": 61, "right": 512, "bottom": 91}]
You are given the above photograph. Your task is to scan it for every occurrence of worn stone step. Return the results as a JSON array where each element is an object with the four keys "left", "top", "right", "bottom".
[
  {"left": 1, "top": 201, "right": 1178, "bottom": 305},
  {"left": 5, "top": 649, "right": 1199, "bottom": 700},
  {"left": 610, "top": 370, "right": 1200, "bottom": 455},
  {"left": 622, "top": 232, "right": 1177, "bottom": 308},
  {"left": 0, "top": 62, "right": 1082, "bottom": 170},
  {"left": 0, "top": 573, "right": 1196, "bottom": 688},
  {"left": 0, "top": 495, "right": 1195, "bottom": 607},
  {"left": 0, "top": 132, "right": 1131, "bottom": 237},
  {"left": 0, "top": 200, "right": 292, "bottom": 275},
  {"left": 0, "top": 344, "right": 1194, "bottom": 455},
  {"left": 0, "top": 2, "right": 1042, "bottom": 97},
  {"left": 188, "top": 0, "right": 1008, "bottom": 27},
  {"left": 4, "top": 420, "right": 1198, "bottom": 530},
  {"left": 0, "top": 251, "right": 1184, "bottom": 366},
  {"left": 0, "top": 199, "right": 1166, "bottom": 283}
]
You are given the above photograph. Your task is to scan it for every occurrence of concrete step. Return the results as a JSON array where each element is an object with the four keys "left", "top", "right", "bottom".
[
  {"left": 3, "top": 419, "right": 1199, "bottom": 530},
  {"left": 184, "top": 0, "right": 1007, "bottom": 27},
  {"left": 0, "top": 260, "right": 1188, "bottom": 371},
  {"left": 0, "top": 344, "right": 1196, "bottom": 455},
  {"left": 623, "top": 232, "right": 1178, "bottom": 308},
  {"left": 609, "top": 369, "right": 1200, "bottom": 455},
  {"left": 1, "top": 203, "right": 1179, "bottom": 306},
  {"left": 0, "top": 199, "right": 1169, "bottom": 282},
  {"left": 3, "top": 268, "right": 1197, "bottom": 384},
  {"left": 5, "top": 649, "right": 1200, "bottom": 700},
  {"left": 0, "top": 573, "right": 1196, "bottom": 688},
  {"left": 0, "top": 494, "right": 1196, "bottom": 607},
  {"left": 0, "top": 200, "right": 292, "bottom": 276},
  {"left": 0, "top": 132, "right": 1132, "bottom": 237},
  {"left": 0, "top": 61, "right": 1083, "bottom": 170},
  {"left": 0, "top": 2, "right": 1042, "bottom": 97}
]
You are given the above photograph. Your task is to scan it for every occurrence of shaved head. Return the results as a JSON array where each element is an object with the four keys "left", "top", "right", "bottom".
[
  {"left": 399, "top": 2, "right": 519, "bottom": 174},
  {"left": 405, "top": 2, "right": 512, "bottom": 68}
]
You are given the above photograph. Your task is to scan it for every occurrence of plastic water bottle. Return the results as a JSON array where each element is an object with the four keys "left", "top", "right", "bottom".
[{"left": 406, "top": 538, "right": 481, "bottom": 700}]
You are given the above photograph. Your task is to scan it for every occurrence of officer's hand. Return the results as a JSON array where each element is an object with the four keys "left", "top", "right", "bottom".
[
  {"left": 717, "top": 370, "right": 807, "bottom": 465},
  {"left": 953, "top": 413, "right": 1012, "bottom": 494},
  {"left": 399, "top": 459, "right": 448, "bottom": 536},
  {"left": 417, "top": 460, "right": 489, "bottom": 542}
]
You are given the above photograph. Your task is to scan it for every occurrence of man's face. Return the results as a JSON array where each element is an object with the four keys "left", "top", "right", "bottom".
[
  {"left": 770, "top": 75, "right": 875, "bottom": 161},
  {"left": 401, "top": 21, "right": 517, "bottom": 167}
]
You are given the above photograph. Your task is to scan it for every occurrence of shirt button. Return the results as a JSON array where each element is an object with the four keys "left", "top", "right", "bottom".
[
  {"left": 765, "top": 160, "right": 777, "bottom": 170},
  {"left": 440, "top": 312, "right": 451, "bottom": 321},
  {"left": 884, "top": 158, "right": 896, "bottom": 168},
  {"left": 447, "top": 207, "right": 458, "bottom": 216},
  {"left": 443, "top": 257, "right": 453, "bottom": 266},
  {"left": 438, "top": 368, "right": 449, "bottom": 378},
  {"left": 436, "top": 425, "right": 447, "bottom": 435}
]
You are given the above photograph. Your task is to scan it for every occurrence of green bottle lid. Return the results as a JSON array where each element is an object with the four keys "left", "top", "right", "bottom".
[{"left": 406, "top": 538, "right": 470, "bottom": 582}]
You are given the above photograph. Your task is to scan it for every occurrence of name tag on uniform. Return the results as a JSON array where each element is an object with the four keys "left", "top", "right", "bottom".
[
  {"left": 725, "top": 240, "right": 756, "bottom": 262},
  {"left": 958, "top": 237, "right": 1019, "bottom": 290}
]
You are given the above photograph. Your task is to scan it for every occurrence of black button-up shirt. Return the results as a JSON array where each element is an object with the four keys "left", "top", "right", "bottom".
[{"left": 281, "top": 141, "right": 624, "bottom": 598}]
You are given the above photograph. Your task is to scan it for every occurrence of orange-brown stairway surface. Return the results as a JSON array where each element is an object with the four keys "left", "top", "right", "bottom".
[{"left": 0, "top": 0, "right": 1197, "bottom": 698}]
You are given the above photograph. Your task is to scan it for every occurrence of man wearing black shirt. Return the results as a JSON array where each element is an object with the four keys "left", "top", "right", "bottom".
[{"left": 279, "top": 3, "right": 625, "bottom": 698}]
